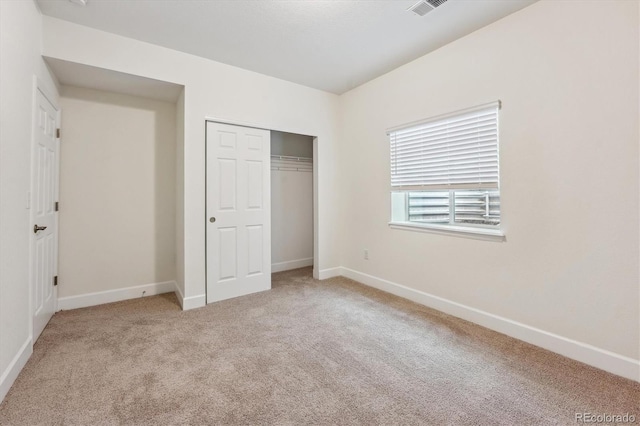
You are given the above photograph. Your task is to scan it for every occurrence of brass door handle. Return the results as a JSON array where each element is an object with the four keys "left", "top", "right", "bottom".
[{"left": 33, "top": 224, "right": 47, "bottom": 233}]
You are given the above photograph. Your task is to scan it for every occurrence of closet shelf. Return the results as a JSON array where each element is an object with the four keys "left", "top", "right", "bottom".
[
  {"left": 271, "top": 155, "right": 313, "bottom": 172},
  {"left": 270, "top": 155, "right": 312, "bottom": 162}
]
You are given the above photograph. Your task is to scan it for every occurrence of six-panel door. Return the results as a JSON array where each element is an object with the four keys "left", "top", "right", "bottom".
[
  {"left": 32, "top": 89, "right": 59, "bottom": 341},
  {"left": 206, "top": 122, "right": 271, "bottom": 303}
]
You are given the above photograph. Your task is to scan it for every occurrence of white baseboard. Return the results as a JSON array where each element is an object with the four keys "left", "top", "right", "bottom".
[
  {"left": 340, "top": 267, "right": 640, "bottom": 383},
  {"left": 173, "top": 282, "right": 206, "bottom": 311},
  {"left": 0, "top": 338, "right": 32, "bottom": 403},
  {"left": 57, "top": 280, "right": 177, "bottom": 311},
  {"left": 182, "top": 294, "right": 206, "bottom": 310},
  {"left": 272, "top": 257, "right": 313, "bottom": 273},
  {"left": 318, "top": 267, "right": 342, "bottom": 280},
  {"left": 174, "top": 282, "right": 185, "bottom": 309}
]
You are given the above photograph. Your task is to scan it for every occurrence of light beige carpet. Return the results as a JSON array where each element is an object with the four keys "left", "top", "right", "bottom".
[{"left": 0, "top": 267, "right": 638, "bottom": 425}]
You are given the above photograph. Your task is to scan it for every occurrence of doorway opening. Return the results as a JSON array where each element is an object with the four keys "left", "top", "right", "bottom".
[{"left": 270, "top": 131, "right": 314, "bottom": 274}]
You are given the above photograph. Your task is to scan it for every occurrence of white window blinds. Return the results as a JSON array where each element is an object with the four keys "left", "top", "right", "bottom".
[{"left": 389, "top": 101, "right": 500, "bottom": 190}]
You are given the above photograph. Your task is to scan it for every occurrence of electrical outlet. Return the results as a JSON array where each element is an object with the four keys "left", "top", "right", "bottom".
[{"left": 364, "top": 249, "right": 369, "bottom": 260}]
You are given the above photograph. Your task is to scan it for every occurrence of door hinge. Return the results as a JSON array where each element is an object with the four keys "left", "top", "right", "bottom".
[
  {"left": 53, "top": 276, "right": 58, "bottom": 286},
  {"left": 56, "top": 128, "right": 61, "bottom": 139},
  {"left": 55, "top": 201, "right": 59, "bottom": 211}
]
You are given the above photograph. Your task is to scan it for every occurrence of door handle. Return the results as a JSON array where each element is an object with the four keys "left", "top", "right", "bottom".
[
  {"left": 33, "top": 224, "right": 47, "bottom": 233},
  {"left": 209, "top": 217, "right": 216, "bottom": 223}
]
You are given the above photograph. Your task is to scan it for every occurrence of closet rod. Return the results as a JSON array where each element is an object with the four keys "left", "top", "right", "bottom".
[
  {"left": 270, "top": 167, "right": 312, "bottom": 172},
  {"left": 270, "top": 155, "right": 312, "bottom": 162}
]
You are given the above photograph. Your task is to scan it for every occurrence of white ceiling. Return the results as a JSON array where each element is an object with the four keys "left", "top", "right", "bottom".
[
  {"left": 37, "top": 0, "right": 537, "bottom": 94},
  {"left": 45, "top": 57, "right": 184, "bottom": 102}
]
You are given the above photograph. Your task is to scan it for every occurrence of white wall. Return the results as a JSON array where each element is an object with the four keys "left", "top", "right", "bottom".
[
  {"left": 57, "top": 86, "right": 176, "bottom": 300},
  {"left": 0, "top": 0, "right": 60, "bottom": 402},
  {"left": 339, "top": 0, "right": 639, "bottom": 374},
  {"left": 271, "top": 169, "right": 313, "bottom": 272},
  {"left": 42, "top": 17, "right": 342, "bottom": 307}
]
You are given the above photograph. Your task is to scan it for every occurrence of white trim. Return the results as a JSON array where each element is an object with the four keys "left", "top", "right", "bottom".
[
  {"left": 181, "top": 294, "right": 207, "bottom": 311},
  {"left": 172, "top": 282, "right": 205, "bottom": 311},
  {"left": 340, "top": 267, "right": 640, "bottom": 382},
  {"left": 318, "top": 267, "right": 342, "bottom": 280},
  {"left": 0, "top": 339, "right": 32, "bottom": 403},
  {"left": 35, "top": 76, "right": 59, "bottom": 111},
  {"left": 312, "top": 136, "right": 319, "bottom": 281},
  {"left": 173, "top": 282, "right": 185, "bottom": 309},
  {"left": 57, "top": 281, "right": 177, "bottom": 311},
  {"left": 272, "top": 257, "right": 314, "bottom": 273},
  {"left": 389, "top": 222, "right": 505, "bottom": 242},
  {"left": 206, "top": 116, "right": 269, "bottom": 132},
  {"left": 205, "top": 116, "right": 313, "bottom": 138}
]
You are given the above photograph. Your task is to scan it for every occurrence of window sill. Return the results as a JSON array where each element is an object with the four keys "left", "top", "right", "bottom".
[{"left": 388, "top": 221, "right": 505, "bottom": 242}]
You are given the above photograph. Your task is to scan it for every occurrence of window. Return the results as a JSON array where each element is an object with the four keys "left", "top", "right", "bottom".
[{"left": 389, "top": 101, "right": 503, "bottom": 240}]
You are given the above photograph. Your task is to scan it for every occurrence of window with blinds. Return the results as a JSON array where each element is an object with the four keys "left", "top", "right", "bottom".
[{"left": 389, "top": 101, "right": 501, "bottom": 233}]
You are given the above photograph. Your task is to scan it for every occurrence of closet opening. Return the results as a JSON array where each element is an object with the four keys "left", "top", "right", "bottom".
[{"left": 270, "top": 131, "right": 314, "bottom": 274}]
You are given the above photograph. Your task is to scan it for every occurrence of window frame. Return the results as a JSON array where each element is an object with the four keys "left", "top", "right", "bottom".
[{"left": 387, "top": 101, "right": 505, "bottom": 242}]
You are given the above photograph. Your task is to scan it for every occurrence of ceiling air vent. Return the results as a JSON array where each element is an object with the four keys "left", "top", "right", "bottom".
[{"left": 407, "top": 0, "right": 448, "bottom": 17}]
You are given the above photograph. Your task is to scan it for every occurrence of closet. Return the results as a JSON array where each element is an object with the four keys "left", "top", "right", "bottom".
[{"left": 270, "top": 131, "right": 314, "bottom": 273}]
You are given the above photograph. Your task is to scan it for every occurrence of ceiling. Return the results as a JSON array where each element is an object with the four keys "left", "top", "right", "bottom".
[
  {"left": 45, "top": 57, "right": 184, "bottom": 102},
  {"left": 36, "top": 0, "right": 537, "bottom": 94}
]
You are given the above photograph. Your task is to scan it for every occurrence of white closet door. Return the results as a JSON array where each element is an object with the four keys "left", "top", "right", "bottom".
[{"left": 206, "top": 122, "right": 271, "bottom": 303}]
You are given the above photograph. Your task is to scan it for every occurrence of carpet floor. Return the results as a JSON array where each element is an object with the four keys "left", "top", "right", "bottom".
[{"left": 0, "top": 267, "right": 638, "bottom": 425}]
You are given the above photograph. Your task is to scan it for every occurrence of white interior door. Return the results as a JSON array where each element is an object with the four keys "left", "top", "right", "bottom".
[
  {"left": 31, "top": 88, "right": 59, "bottom": 341},
  {"left": 206, "top": 122, "right": 271, "bottom": 303}
]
